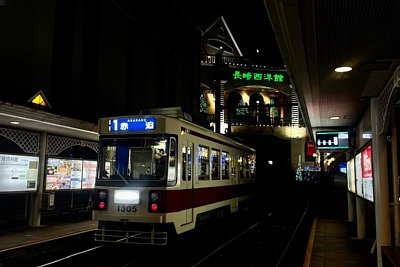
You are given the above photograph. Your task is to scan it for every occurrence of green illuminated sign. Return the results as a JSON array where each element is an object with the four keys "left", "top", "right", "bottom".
[{"left": 232, "top": 70, "right": 285, "bottom": 83}]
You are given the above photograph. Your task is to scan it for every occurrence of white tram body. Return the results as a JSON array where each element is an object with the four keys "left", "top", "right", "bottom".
[{"left": 92, "top": 114, "right": 256, "bottom": 245}]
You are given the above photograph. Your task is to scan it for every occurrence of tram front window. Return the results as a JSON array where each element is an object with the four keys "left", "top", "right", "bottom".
[{"left": 99, "top": 137, "right": 168, "bottom": 182}]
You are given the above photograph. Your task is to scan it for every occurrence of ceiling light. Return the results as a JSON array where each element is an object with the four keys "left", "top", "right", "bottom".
[
  {"left": 10, "top": 121, "right": 20, "bottom": 125},
  {"left": 329, "top": 116, "right": 340, "bottom": 120},
  {"left": 335, "top": 66, "right": 352, "bottom": 73}
]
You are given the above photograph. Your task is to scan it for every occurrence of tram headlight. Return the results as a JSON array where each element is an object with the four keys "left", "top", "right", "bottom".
[{"left": 150, "top": 192, "right": 159, "bottom": 202}]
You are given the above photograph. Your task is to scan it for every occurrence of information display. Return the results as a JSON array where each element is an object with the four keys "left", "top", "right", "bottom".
[
  {"left": 109, "top": 118, "right": 156, "bottom": 132},
  {"left": 46, "top": 158, "right": 97, "bottom": 190},
  {"left": 0, "top": 154, "right": 39, "bottom": 192},
  {"left": 316, "top": 131, "right": 349, "bottom": 150}
]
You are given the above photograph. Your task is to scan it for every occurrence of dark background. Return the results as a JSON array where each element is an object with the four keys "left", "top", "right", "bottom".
[{"left": 0, "top": 0, "right": 283, "bottom": 126}]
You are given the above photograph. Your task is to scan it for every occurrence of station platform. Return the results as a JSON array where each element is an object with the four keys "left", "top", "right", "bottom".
[
  {"left": 0, "top": 216, "right": 96, "bottom": 253},
  {"left": 0, "top": 175, "right": 386, "bottom": 266},
  {"left": 304, "top": 174, "right": 377, "bottom": 267}
]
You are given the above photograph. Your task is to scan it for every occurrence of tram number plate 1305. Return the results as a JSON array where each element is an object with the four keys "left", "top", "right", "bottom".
[{"left": 117, "top": 205, "right": 137, "bottom": 212}]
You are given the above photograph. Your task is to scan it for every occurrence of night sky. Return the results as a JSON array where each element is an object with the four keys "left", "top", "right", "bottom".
[
  {"left": 174, "top": 0, "right": 284, "bottom": 67},
  {"left": 0, "top": 0, "right": 285, "bottom": 124}
]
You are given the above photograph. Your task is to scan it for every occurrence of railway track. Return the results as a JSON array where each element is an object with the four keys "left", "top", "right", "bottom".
[{"left": 1, "top": 199, "right": 311, "bottom": 267}]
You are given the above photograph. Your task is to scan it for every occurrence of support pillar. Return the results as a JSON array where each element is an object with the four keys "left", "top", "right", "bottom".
[
  {"left": 356, "top": 197, "right": 366, "bottom": 239},
  {"left": 371, "top": 98, "right": 391, "bottom": 267},
  {"left": 391, "top": 118, "right": 400, "bottom": 246},
  {"left": 347, "top": 191, "right": 355, "bottom": 222},
  {"left": 30, "top": 132, "right": 47, "bottom": 227}
]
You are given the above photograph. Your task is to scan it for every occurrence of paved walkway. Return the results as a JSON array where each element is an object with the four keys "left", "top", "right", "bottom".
[
  {"left": 0, "top": 217, "right": 96, "bottom": 252},
  {"left": 304, "top": 175, "right": 377, "bottom": 267}
]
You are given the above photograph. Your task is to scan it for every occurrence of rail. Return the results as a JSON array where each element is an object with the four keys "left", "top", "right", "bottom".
[{"left": 275, "top": 200, "right": 314, "bottom": 267}]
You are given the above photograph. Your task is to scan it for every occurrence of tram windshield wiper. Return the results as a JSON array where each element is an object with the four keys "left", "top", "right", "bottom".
[{"left": 112, "top": 165, "right": 128, "bottom": 185}]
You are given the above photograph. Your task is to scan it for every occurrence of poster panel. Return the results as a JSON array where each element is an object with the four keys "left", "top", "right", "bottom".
[
  {"left": 46, "top": 158, "right": 70, "bottom": 190},
  {"left": 362, "top": 145, "right": 373, "bottom": 202},
  {"left": 46, "top": 158, "right": 97, "bottom": 190},
  {"left": 347, "top": 158, "right": 356, "bottom": 193},
  {"left": 70, "top": 160, "right": 83, "bottom": 189},
  {"left": 355, "top": 153, "right": 363, "bottom": 197},
  {"left": 82, "top": 160, "right": 97, "bottom": 189},
  {"left": 0, "top": 154, "right": 39, "bottom": 192}
]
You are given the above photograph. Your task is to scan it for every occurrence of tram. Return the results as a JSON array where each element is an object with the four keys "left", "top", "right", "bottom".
[{"left": 92, "top": 111, "right": 256, "bottom": 245}]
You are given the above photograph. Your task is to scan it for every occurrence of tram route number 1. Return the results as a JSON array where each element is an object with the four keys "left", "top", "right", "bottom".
[{"left": 117, "top": 205, "right": 137, "bottom": 212}]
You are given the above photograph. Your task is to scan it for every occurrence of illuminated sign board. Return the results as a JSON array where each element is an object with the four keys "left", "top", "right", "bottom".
[
  {"left": 109, "top": 118, "right": 156, "bottom": 132},
  {"left": 347, "top": 158, "right": 356, "bottom": 193},
  {"left": 46, "top": 158, "right": 97, "bottom": 190},
  {"left": 316, "top": 131, "right": 349, "bottom": 150},
  {"left": 0, "top": 154, "right": 39, "bottom": 192},
  {"left": 355, "top": 153, "right": 363, "bottom": 197},
  {"left": 354, "top": 144, "right": 374, "bottom": 202},
  {"left": 231, "top": 70, "right": 286, "bottom": 83},
  {"left": 361, "top": 145, "right": 373, "bottom": 202}
]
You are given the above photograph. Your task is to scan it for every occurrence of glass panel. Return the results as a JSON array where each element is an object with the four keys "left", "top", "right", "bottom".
[
  {"left": 222, "top": 151, "right": 229, "bottom": 179},
  {"left": 249, "top": 154, "right": 256, "bottom": 178},
  {"left": 188, "top": 146, "right": 192, "bottom": 181},
  {"left": 238, "top": 155, "right": 244, "bottom": 179},
  {"left": 197, "top": 146, "right": 209, "bottom": 180},
  {"left": 182, "top": 145, "right": 187, "bottom": 181},
  {"left": 167, "top": 137, "right": 177, "bottom": 183},
  {"left": 211, "top": 149, "right": 220, "bottom": 180},
  {"left": 98, "top": 137, "right": 168, "bottom": 182}
]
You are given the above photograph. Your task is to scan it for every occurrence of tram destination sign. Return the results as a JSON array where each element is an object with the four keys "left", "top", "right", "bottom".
[
  {"left": 109, "top": 118, "right": 156, "bottom": 132},
  {"left": 316, "top": 131, "right": 349, "bottom": 150}
]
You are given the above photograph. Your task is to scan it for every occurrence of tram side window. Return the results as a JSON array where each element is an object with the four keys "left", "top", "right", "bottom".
[
  {"left": 167, "top": 137, "right": 177, "bottom": 183},
  {"left": 238, "top": 155, "right": 244, "bottom": 179},
  {"left": 187, "top": 146, "right": 192, "bottom": 181},
  {"left": 222, "top": 151, "right": 229, "bottom": 180},
  {"left": 211, "top": 149, "right": 220, "bottom": 180},
  {"left": 182, "top": 145, "right": 187, "bottom": 181},
  {"left": 197, "top": 145, "right": 209, "bottom": 180},
  {"left": 244, "top": 157, "right": 250, "bottom": 179},
  {"left": 249, "top": 154, "right": 256, "bottom": 178}
]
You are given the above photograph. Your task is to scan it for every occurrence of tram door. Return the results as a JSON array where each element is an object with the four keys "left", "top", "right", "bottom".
[{"left": 181, "top": 142, "right": 194, "bottom": 223}]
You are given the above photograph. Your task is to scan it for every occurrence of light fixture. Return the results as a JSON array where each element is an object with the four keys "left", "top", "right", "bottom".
[
  {"left": 10, "top": 121, "right": 20, "bottom": 125},
  {"left": 329, "top": 116, "right": 340, "bottom": 120},
  {"left": 335, "top": 66, "right": 352, "bottom": 73}
]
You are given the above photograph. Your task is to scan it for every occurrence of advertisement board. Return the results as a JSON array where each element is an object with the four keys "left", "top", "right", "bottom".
[
  {"left": 82, "top": 160, "right": 97, "bottom": 189},
  {"left": 354, "top": 144, "right": 374, "bottom": 202},
  {"left": 361, "top": 145, "right": 373, "bottom": 201},
  {"left": 46, "top": 158, "right": 97, "bottom": 190},
  {"left": 0, "top": 154, "right": 39, "bottom": 192},
  {"left": 355, "top": 153, "right": 363, "bottom": 197},
  {"left": 346, "top": 158, "right": 356, "bottom": 193}
]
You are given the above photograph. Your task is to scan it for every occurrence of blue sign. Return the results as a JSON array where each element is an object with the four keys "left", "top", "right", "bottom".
[{"left": 109, "top": 118, "right": 156, "bottom": 132}]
